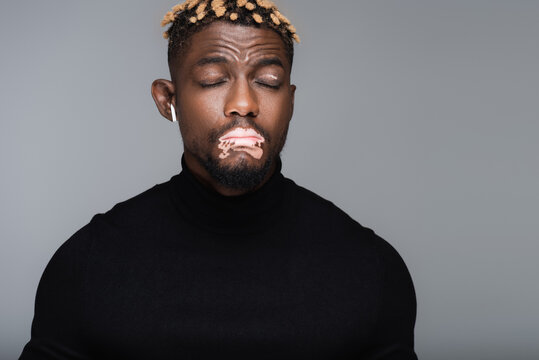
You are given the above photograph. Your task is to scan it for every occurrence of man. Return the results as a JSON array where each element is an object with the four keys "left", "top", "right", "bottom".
[{"left": 20, "top": 1, "right": 417, "bottom": 359}]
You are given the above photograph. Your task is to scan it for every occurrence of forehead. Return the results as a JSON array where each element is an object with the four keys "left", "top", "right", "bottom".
[{"left": 180, "top": 21, "right": 290, "bottom": 69}]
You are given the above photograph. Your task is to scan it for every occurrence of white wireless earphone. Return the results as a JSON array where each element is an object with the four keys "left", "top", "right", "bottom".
[{"left": 170, "top": 103, "right": 178, "bottom": 123}]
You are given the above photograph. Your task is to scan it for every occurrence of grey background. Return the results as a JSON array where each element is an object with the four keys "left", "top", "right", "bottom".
[{"left": 1, "top": 1, "right": 538, "bottom": 359}]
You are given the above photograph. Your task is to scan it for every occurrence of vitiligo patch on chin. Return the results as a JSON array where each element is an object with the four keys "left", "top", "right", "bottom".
[{"left": 218, "top": 128, "right": 265, "bottom": 160}]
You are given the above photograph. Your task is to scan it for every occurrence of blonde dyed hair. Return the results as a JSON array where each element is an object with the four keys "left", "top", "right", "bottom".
[{"left": 161, "top": 0, "right": 300, "bottom": 43}]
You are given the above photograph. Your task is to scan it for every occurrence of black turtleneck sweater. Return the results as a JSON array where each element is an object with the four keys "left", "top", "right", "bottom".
[{"left": 20, "top": 159, "right": 417, "bottom": 359}]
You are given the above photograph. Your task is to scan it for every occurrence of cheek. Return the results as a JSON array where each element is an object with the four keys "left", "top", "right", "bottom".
[
  {"left": 178, "top": 94, "right": 223, "bottom": 138},
  {"left": 260, "top": 95, "right": 293, "bottom": 135}
]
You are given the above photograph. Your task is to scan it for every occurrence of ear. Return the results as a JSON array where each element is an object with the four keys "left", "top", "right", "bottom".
[
  {"left": 151, "top": 79, "right": 176, "bottom": 122},
  {"left": 289, "top": 84, "right": 297, "bottom": 120}
]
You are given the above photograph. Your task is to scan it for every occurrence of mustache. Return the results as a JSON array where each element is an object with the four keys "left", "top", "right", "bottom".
[{"left": 209, "top": 117, "right": 271, "bottom": 144}]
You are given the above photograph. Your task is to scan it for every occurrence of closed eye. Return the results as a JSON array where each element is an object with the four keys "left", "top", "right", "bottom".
[
  {"left": 199, "top": 80, "right": 227, "bottom": 88},
  {"left": 255, "top": 81, "right": 281, "bottom": 90}
]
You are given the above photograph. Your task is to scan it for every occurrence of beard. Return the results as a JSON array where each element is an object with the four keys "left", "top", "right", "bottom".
[
  {"left": 188, "top": 117, "right": 289, "bottom": 191},
  {"left": 200, "top": 153, "right": 274, "bottom": 191}
]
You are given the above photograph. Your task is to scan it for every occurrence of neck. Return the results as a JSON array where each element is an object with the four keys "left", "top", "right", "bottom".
[{"left": 171, "top": 155, "right": 287, "bottom": 234}]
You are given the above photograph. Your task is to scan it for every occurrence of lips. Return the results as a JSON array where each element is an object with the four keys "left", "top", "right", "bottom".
[
  {"left": 218, "top": 127, "right": 265, "bottom": 160},
  {"left": 219, "top": 128, "right": 265, "bottom": 143}
]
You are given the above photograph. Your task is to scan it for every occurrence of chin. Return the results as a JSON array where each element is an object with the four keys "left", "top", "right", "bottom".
[
  {"left": 203, "top": 152, "right": 274, "bottom": 191},
  {"left": 222, "top": 151, "right": 264, "bottom": 166}
]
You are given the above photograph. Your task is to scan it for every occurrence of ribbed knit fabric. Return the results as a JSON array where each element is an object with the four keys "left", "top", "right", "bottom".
[{"left": 20, "top": 157, "right": 417, "bottom": 359}]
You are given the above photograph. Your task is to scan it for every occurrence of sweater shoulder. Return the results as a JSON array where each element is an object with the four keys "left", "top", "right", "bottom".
[
  {"left": 284, "top": 178, "right": 414, "bottom": 291},
  {"left": 284, "top": 177, "right": 370, "bottom": 232},
  {"left": 283, "top": 177, "right": 403, "bottom": 260},
  {"left": 93, "top": 177, "right": 175, "bottom": 228}
]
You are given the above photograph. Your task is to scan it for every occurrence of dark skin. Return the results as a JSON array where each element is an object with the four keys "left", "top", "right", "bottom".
[{"left": 151, "top": 21, "right": 296, "bottom": 196}]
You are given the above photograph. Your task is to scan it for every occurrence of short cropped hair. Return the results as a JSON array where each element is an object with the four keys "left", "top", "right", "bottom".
[{"left": 161, "top": 0, "right": 300, "bottom": 68}]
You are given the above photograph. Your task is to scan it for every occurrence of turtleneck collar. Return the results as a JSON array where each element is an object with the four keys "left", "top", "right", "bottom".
[{"left": 168, "top": 155, "right": 287, "bottom": 235}]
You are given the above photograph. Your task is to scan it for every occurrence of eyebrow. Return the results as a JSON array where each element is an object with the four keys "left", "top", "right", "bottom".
[
  {"left": 255, "top": 57, "right": 284, "bottom": 69},
  {"left": 195, "top": 56, "right": 228, "bottom": 67},
  {"left": 194, "top": 55, "right": 285, "bottom": 69}
]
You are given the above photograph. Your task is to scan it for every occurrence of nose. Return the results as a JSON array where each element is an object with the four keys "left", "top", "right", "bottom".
[{"left": 224, "top": 78, "right": 259, "bottom": 118}]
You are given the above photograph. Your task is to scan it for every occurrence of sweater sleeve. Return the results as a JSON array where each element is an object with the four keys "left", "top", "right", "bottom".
[
  {"left": 19, "top": 225, "right": 94, "bottom": 360},
  {"left": 363, "top": 238, "right": 418, "bottom": 360}
]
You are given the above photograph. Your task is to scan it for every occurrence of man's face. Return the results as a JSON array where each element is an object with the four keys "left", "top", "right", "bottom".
[{"left": 168, "top": 21, "right": 295, "bottom": 193}]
